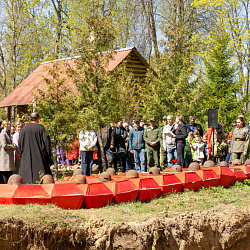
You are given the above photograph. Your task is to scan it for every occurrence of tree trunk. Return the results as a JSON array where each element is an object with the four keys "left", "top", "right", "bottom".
[
  {"left": 148, "top": 0, "right": 159, "bottom": 59},
  {"left": 53, "top": 142, "right": 58, "bottom": 180},
  {"left": 0, "top": 46, "right": 7, "bottom": 97},
  {"left": 51, "top": 0, "right": 62, "bottom": 59},
  {"left": 97, "top": 123, "right": 107, "bottom": 172},
  {"left": 140, "top": 0, "right": 152, "bottom": 62}
]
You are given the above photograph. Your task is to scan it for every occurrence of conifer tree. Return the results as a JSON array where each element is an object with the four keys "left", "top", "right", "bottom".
[{"left": 204, "top": 31, "right": 243, "bottom": 129}]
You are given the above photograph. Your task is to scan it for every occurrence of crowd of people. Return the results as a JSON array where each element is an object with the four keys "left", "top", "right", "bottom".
[{"left": 0, "top": 113, "right": 250, "bottom": 184}]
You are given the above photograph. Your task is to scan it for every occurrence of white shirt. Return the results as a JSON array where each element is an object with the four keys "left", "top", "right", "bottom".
[{"left": 79, "top": 130, "right": 97, "bottom": 151}]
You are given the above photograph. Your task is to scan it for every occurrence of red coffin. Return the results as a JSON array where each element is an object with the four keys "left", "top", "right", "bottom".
[
  {"left": 51, "top": 183, "right": 84, "bottom": 209},
  {"left": 196, "top": 169, "right": 220, "bottom": 188},
  {"left": 218, "top": 167, "right": 235, "bottom": 187},
  {"left": 13, "top": 184, "right": 53, "bottom": 205},
  {"left": 149, "top": 174, "right": 183, "bottom": 196},
  {"left": 77, "top": 183, "right": 113, "bottom": 209},
  {"left": 0, "top": 184, "right": 17, "bottom": 204},
  {"left": 201, "top": 166, "right": 235, "bottom": 187},
  {"left": 175, "top": 172, "right": 203, "bottom": 191},
  {"left": 230, "top": 165, "right": 250, "bottom": 179},
  {"left": 104, "top": 180, "right": 138, "bottom": 204},
  {"left": 231, "top": 168, "right": 248, "bottom": 183},
  {"left": 245, "top": 166, "right": 250, "bottom": 177},
  {"left": 129, "top": 178, "right": 161, "bottom": 202}
]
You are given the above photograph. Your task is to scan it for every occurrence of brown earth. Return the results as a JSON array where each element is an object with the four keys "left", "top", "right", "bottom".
[{"left": 0, "top": 204, "right": 249, "bottom": 250}]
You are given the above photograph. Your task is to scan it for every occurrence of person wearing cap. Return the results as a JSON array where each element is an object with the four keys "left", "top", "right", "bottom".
[
  {"left": 128, "top": 119, "right": 146, "bottom": 172},
  {"left": 230, "top": 116, "right": 250, "bottom": 163},
  {"left": 208, "top": 123, "right": 227, "bottom": 163},
  {"left": 163, "top": 115, "right": 177, "bottom": 168},
  {"left": 159, "top": 116, "right": 168, "bottom": 169},
  {"left": 187, "top": 116, "right": 203, "bottom": 137},
  {"left": 144, "top": 117, "right": 161, "bottom": 170}
]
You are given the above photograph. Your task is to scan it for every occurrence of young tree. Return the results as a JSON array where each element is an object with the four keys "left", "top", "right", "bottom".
[
  {"left": 203, "top": 31, "right": 244, "bottom": 129},
  {"left": 66, "top": 0, "right": 136, "bottom": 171},
  {"left": 34, "top": 62, "right": 80, "bottom": 178}
]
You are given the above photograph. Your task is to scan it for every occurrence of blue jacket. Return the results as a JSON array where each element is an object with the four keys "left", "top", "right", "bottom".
[{"left": 129, "top": 127, "right": 145, "bottom": 150}]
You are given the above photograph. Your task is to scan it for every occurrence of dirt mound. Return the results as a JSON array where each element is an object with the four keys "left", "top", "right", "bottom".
[{"left": 0, "top": 204, "right": 249, "bottom": 249}]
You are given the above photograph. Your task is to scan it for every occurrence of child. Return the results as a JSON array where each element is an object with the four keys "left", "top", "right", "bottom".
[
  {"left": 194, "top": 129, "right": 200, "bottom": 139},
  {"left": 184, "top": 132, "right": 195, "bottom": 168},
  {"left": 192, "top": 136, "right": 205, "bottom": 165}
]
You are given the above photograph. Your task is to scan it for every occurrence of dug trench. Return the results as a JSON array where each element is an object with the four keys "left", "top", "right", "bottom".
[{"left": 0, "top": 204, "right": 249, "bottom": 250}]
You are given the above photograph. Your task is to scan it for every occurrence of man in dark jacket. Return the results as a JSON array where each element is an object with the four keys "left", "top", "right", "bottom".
[
  {"left": 129, "top": 119, "right": 146, "bottom": 172},
  {"left": 174, "top": 115, "right": 188, "bottom": 168},
  {"left": 188, "top": 116, "right": 203, "bottom": 137},
  {"left": 97, "top": 125, "right": 115, "bottom": 172},
  {"left": 114, "top": 120, "right": 127, "bottom": 172}
]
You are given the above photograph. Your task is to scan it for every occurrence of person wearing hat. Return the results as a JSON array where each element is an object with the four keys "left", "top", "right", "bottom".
[
  {"left": 144, "top": 117, "right": 161, "bottom": 170},
  {"left": 230, "top": 116, "right": 250, "bottom": 163},
  {"left": 159, "top": 116, "right": 168, "bottom": 169},
  {"left": 128, "top": 119, "right": 146, "bottom": 172},
  {"left": 207, "top": 123, "right": 227, "bottom": 163}
]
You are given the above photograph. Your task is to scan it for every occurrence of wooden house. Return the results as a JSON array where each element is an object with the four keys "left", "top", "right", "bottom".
[{"left": 0, "top": 47, "right": 156, "bottom": 120}]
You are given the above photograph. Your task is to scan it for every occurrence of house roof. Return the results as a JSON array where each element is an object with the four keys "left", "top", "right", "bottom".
[{"left": 0, "top": 47, "right": 154, "bottom": 107}]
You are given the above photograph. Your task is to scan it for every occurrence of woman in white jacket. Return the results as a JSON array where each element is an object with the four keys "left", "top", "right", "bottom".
[
  {"left": 79, "top": 129, "right": 97, "bottom": 176},
  {"left": 0, "top": 120, "right": 16, "bottom": 181}
]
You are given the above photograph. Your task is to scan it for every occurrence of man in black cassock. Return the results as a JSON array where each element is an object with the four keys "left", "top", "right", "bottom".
[{"left": 18, "top": 112, "right": 52, "bottom": 184}]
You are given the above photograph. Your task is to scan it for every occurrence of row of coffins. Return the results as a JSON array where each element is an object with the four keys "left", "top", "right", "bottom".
[{"left": 0, "top": 160, "right": 249, "bottom": 210}]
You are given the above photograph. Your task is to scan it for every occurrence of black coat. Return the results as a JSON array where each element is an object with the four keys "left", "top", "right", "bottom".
[
  {"left": 175, "top": 122, "right": 188, "bottom": 143},
  {"left": 114, "top": 126, "right": 127, "bottom": 158},
  {"left": 97, "top": 126, "right": 114, "bottom": 150},
  {"left": 18, "top": 123, "right": 52, "bottom": 184}
]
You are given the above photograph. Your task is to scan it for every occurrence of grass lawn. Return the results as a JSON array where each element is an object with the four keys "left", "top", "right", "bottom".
[{"left": 0, "top": 180, "right": 249, "bottom": 229}]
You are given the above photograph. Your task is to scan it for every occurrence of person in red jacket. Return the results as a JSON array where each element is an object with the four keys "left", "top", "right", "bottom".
[{"left": 66, "top": 140, "right": 80, "bottom": 166}]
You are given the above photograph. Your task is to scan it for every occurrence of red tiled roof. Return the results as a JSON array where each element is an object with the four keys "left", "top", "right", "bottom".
[{"left": 0, "top": 47, "right": 148, "bottom": 107}]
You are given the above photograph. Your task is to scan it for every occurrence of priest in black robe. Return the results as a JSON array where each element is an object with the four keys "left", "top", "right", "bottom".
[{"left": 18, "top": 112, "right": 52, "bottom": 184}]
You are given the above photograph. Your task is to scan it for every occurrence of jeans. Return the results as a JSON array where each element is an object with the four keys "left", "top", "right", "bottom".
[
  {"left": 81, "top": 151, "right": 94, "bottom": 176},
  {"left": 133, "top": 149, "right": 146, "bottom": 172},
  {"left": 225, "top": 152, "right": 231, "bottom": 163},
  {"left": 166, "top": 146, "right": 177, "bottom": 168},
  {"left": 184, "top": 153, "right": 193, "bottom": 168}
]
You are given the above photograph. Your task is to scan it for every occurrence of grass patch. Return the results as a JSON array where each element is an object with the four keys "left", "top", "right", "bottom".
[{"left": 0, "top": 182, "right": 249, "bottom": 229}]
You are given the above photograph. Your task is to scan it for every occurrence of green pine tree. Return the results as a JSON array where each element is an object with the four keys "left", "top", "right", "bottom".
[{"left": 204, "top": 31, "right": 243, "bottom": 130}]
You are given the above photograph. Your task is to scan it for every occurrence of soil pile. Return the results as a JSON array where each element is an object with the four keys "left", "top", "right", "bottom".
[{"left": 0, "top": 204, "right": 249, "bottom": 249}]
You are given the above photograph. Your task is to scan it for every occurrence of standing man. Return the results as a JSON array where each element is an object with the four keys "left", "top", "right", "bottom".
[
  {"left": 18, "top": 112, "right": 52, "bottom": 184},
  {"left": 129, "top": 119, "right": 146, "bottom": 172},
  {"left": 144, "top": 117, "right": 160, "bottom": 170},
  {"left": 114, "top": 120, "right": 127, "bottom": 172},
  {"left": 159, "top": 116, "right": 168, "bottom": 169},
  {"left": 174, "top": 115, "right": 188, "bottom": 168},
  {"left": 188, "top": 116, "right": 203, "bottom": 137},
  {"left": 97, "top": 125, "right": 115, "bottom": 172},
  {"left": 163, "top": 115, "right": 177, "bottom": 168}
]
